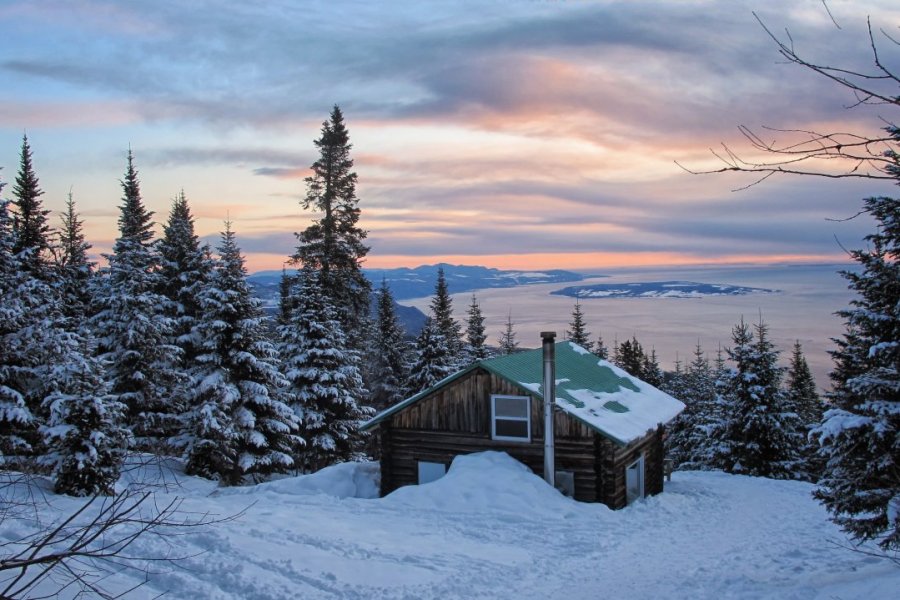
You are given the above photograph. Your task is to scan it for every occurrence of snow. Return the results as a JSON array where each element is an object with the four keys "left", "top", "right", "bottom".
[{"left": 3, "top": 451, "right": 898, "bottom": 599}]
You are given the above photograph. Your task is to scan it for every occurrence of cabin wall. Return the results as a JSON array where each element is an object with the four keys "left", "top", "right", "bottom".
[{"left": 594, "top": 425, "right": 665, "bottom": 509}]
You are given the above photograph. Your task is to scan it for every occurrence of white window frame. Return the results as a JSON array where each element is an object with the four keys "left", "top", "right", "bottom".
[
  {"left": 491, "top": 394, "right": 531, "bottom": 442},
  {"left": 625, "top": 454, "right": 645, "bottom": 505}
]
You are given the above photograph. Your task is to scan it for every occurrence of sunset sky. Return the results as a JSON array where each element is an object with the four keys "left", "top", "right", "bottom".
[{"left": 1, "top": 0, "right": 898, "bottom": 272}]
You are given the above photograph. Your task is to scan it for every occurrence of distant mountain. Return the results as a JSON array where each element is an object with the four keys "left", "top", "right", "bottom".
[
  {"left": 551, "top": 281, "right": 779, "bottom": 299},
  {"left": 363, "top": 263, "right": 587, "bottom": 300},
  {"left": 246, "top": 271, "right": 427, "bottom": 336}
]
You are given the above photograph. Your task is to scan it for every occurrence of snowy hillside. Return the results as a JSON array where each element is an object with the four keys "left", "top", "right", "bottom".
[{"left": 3, "top": 452, "right": 898, "bottom": 599}]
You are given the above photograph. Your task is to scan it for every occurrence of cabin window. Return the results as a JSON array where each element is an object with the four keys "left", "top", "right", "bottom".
[
  {"left": 625, "top": 455, "right": 645, "bottom": 505},
  {"left": 417, "top": 461, "right": 447, "bottom": 485},
  {"left": 491, "top": 395, "right": 531, "bottom": 442}
]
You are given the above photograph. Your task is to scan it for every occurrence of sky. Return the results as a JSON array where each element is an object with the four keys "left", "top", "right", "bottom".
[{"left": 1, "top": 0, "right": 898, "bottom": 273}]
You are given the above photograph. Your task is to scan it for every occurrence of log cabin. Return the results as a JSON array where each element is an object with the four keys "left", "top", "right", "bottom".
[{"left": 363, "top": 338, "right": 685, "bottom": 509}]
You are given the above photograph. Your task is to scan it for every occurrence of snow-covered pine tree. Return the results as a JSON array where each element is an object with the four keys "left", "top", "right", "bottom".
[
  {"left": 785, "top": 341, "right": 823, "bottom": 481},
  {"left": 56, "top": 191, "right": 94, "bottom": 320},
  {"left": 429, "top": 267, "right": 463, "bottom": 365},
  {"left": 662, "top": 356, "right": 692, "bottom": 468},
  {"left": 368, "top": 279, "right": 409, "bottom": 411},
  {"left": 90, "top": 150, "right": 182, "bottom": 451},
  {"left": 293, "top": 106, "right": 371, "bottom": 347},
  {"left": 277, "top": 268, "right": 297, "bottom": 326},
  {"left": 185, "top": 223, "right": 299, "bottom": 484},
  {"left": 465, "top": 294, "right": 489, "bottom": 362},
  {"left": 674, "top": 343, "right": 724, "bottom": 470},
  {"left": 10, "top": 134, "right": 51, "bottom": 277},
  {"left": 814, "top": 195, "right": 900, "bottom": 551},
  {"left": 281, "top": 266, "right": 370, "bottom": 472},
  {"left": 40, "top": 343, "right": 129, "bottom": 496},
  {"left": 497, "top": 311, "right": 519, "bottom": 356},
  {"left": 407, "top": 317, "right": 455, "bottom": 395},
  {"left": 566, "top": 301, "right": 593, "bottom": 352},
  {"left": 157, "top": 190, "right": 212, "bottom": 365},
  {"left": 720, "top": 318, "right": 800, "bottom": 478},
  {"left": 0, "top": 195, "right": 37, "bottom": 460}
]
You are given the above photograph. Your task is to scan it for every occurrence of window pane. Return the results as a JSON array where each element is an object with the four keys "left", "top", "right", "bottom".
[
  {"left": 418, "top": 461, "right": 447, "bottom": 485},
  {"left": 495, "top": 419, "right": 528, "bottom": 439},
  {"left": 494, "top": 396, "right": 528, "bottom": 418}
]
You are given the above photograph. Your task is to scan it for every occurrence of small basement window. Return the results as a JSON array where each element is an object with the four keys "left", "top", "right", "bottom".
[
  {"left": 417, "top": 461, "right": 447, "bottom": 485},
  {"left": 491, "top": 395, "right": 531, "bottom": 442},
  {"left": 626, "top": 455, "right": 645, "bottom": 505}
]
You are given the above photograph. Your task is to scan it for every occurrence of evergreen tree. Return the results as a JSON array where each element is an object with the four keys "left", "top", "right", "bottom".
[
  {"left": 281, "top": 267, "right": 370, "bottom": 472},
  {"left": 407, "top": 317, "right": 455, "bottom": 395},
  {"left": 814, "top": 196, "right": 900, "bottom": 551},
  {"left": 429, "top": 267, "right": 463, "bottom": 364},
  {"left": 642, "top": 347, "right": 663, "bottom": 387},
  {"left": 566, "top": 301, "right": 593, "bottom": 351},
  {"left": 594, "top": 333, "right": 609, "bottom": 360},
  {"left": 56, "top": 191, "right": 93, "bottom": 319},
  {"left": 616, "top": 336, "right": 646, "bottom": 379},
  {"left": 497, "top": 311, "right": 519, "bottom": 356},
  {"left": 369, "top": 279, "right": 409, "bottom": 411},
  {"left": 40, "top": 345, "right": 129, "bottom": 496},
  {"left": 157, "top": 190, "right": 212, "bottom": 364},
  {"left": 785, "top": 341, "right": 823, "bottom": 481},
  {"left": 662, "top": 356, "right": 692, "bottom": 467},
  {"left": 0, "top": 196, "right": 37, "bottom": 459},
  {"left": 465, "top": 294, "right": 489, "bottom": 361},
  {"left": 277, "top": 268, "right": 297, "bottom": 326},
  {"left": 185, "top": 223, "right": 299, "bottom": 483},
  {"left": 10, "top": 134, "right": 51, "bottom": 275},
  {"left": 720, "top": 318, "right": 799, "bottom": 478},
  {"left": 293, "top": 106, "right": 371, "bottom": 345},
  {"left": 90, "top": 150, "right": 182, "bottom": 450}
]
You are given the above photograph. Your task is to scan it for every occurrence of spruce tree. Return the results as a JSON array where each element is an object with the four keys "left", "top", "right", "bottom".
[
  {"left": 293, "top": 106, "right": 371, "bottom": 345},
  {"left": 814, "top": 195, "right": 900, "bottom": 551},
  {"left": 157, "top": 190, "right": 212, "bottom": 364},
  {"left": 566, "top": 301, "right": 593, "bottom": 351},
  {"left": 497, "top": 311, "right": 519, "bottom": 356},
  {"left": 429, "top": 267, "right": 463, "bottom": 364},
  {"left": 616, "top": 336, "right": 646, "bottom": 379},
  {"left": 642, "top": 347, "right": 663, "bottom": 387},
  {"left": 720, "top": 318, "right": 799, "bottom": 478},
  {"left": 785, "top": 341, "right": 823, "bottom": 480},
  {"left": 90, "top": 150, "right": 182, "bottom": 450},
  {"left": 11, "top": 135, "right": 51, "bottom": 276},
  {"left": 465, "top": 294, "right": 489, "bottom": 361},
  {"left": 369, "top": 279, "right": 409, "bottom": 411},
  {"left": 185, "top": 223, "right": 299, "bottom": 483},
  {"left": 277, "top": 268, "right": 297, "bottom": 326},
  {"left": 281, "top": 266, "right": 370, "bottom": 472},
  {"left": 594, "top": 333, "right": 609, "bottom": 360},
  {"left": 56, "top": 191, "right": 93, "bottom": 320},
  {"left": 407, "top": 317, "right": 455, "bottom": 395}
]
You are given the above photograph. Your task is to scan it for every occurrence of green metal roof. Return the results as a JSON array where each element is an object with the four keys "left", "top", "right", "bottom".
[{"left": 362, "top": 341, "right": 685, "bottom": 445}]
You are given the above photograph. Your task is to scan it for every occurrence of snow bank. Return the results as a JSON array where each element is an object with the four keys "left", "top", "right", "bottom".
[
  {"left": 383, "top": 451, "right": 584, "bottom": 518},
  {"left": 221, "top": 460, "right": 380, "bottom": 499}
]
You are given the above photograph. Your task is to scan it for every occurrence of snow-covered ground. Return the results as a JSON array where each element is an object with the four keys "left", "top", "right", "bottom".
[{"left": 3, "top": 452, "right": 898, "bottom": 599}]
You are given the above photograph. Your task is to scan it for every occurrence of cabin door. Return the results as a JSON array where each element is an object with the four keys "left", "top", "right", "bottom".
[{"left": 625, "top": 455, "right": 645, "bottom": 505}]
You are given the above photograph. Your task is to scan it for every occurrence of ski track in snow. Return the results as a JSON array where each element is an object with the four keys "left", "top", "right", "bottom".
[{"left": 3, "top": 454, "right": 898, "bottom": 599}]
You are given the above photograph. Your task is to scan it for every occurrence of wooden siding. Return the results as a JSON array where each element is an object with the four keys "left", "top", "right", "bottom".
[{"left": 378, "top": 366, "right": 667, "bottom": 509}]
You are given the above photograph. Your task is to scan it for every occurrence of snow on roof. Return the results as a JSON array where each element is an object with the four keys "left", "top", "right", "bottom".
[
  {"left": 481, "top": 341, "right": 685, "bottom": 444},
  {"left": 364, "top": 341, "right": 684, "bottom": 445}
]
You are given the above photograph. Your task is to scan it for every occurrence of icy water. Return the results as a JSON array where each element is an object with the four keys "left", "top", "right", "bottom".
[{"left": 405, "top": 263, "right": 857, "bottom": 391}]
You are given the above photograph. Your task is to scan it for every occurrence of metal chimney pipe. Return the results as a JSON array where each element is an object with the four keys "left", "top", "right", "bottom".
[{"left": 541, "top": 331, "right": 556, "bottom": 488}]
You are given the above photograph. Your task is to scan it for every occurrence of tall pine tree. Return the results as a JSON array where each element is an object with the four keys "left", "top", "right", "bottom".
[
  {"left": 293, "top": 106, "right": 371, "bottom": 346},
  {"left": 56, "top": 191, "right": 93, "bottom": 320},
  {"left": 497, "top": 311, "right": 519, "bottom": 356},
  {"left": 407, "top": 317, "right": 455, "bottom": 395},
  {"left": 814, "top": 195, "right": 900, "bottom": 551},
  {"left": 90, "top": 150, "right": 182, "bottom": 451},
  {"left": 429, "top": 267, "right": 463, "bottom": 365}
]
